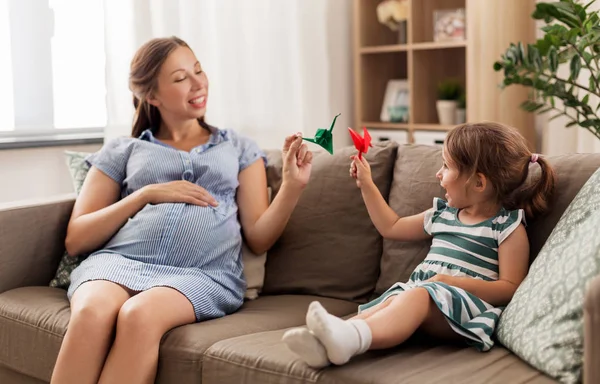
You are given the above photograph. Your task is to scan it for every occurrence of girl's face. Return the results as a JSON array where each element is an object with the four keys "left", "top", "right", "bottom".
[
  {"left": 436, "top": 148, "right": 470, "bottom": 208},
  {"left": 149, "top": 46, "right": 208, "bottom": 120}
]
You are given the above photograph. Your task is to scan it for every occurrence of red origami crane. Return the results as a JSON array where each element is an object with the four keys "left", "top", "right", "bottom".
[{"left": 348, "top": 126, "right": 372, "bottom": 159}]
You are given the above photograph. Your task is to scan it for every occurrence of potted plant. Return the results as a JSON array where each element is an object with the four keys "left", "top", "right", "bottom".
[
  {"left": 456, "top": 92, "right": 466, "bottom": 124},
  {"left": 376, "top": 0, "right": 409, "bottom": 44},
  {"left": 493, "top": 0, "right": 600, "bottom": 140},
  {"left": 436, "top": 79, "right": 463, "bottom": 125}
]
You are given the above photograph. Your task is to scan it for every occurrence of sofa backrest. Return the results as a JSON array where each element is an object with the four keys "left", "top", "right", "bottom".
[
  {"left": 262, "top": 142, "right": 397, "bottom": 303},
  {"left": 263, "top": 142, "right": 600, "bottom": 302}
]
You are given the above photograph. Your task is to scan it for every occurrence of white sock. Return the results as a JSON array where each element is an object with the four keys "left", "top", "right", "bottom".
[
  {"left": 306, "top": 301, "right": 372, "bottom": 365},
  {"left": 282, "top": 327, "right": 330, "bottom": 369}
]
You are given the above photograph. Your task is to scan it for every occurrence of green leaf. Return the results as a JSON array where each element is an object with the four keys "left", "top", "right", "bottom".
[
  {"left": 540, "top": 107, "right": 555, "bottom": 113},
  {"left": 566, "top": 121, "right": 579, "bottom": 127},
  {"left": 534, "top": 78, "right": 548, "bottom": 90},
  {"left": 493, "top": 61, "right": 503, "bottom": 71},
  {"left": 575, "top": 3, "right": 587, "bottom": 22},
  {"left": 506, "top": 48, "right": 517, "bottom": 64},
  {"left": 521, "top": 100, "right": 546, "bottom": 112},
  {"left": 583, "top": 94, "right": 590, "bottom": 105},
  {"left": 565, "top": 98, "right": 579, "bottom": 107},
  {"left": 522, "top": 78, "right": 534, "bottom": 86},
  {"left": 579, "top": 119, "right": 600, "bottom": 128},
  {"left": 567, "top": 27, "right": 581, "bottom": 42},
  {"left": 549, "top": 46, "right": 559, "bottom": 72},
  {"left": 536, "top": 38, "right": 552, "bottom": 56},
  {"left": 570, "top": 55, "right": 581, "bottom": 79},
  {"left": 517, "top": 42, "right": 525, "bottom": 64}
]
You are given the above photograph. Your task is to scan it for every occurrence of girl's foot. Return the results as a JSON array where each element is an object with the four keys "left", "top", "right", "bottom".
[
  {"left": 305, "top": 301, "right": 371, "bottom": 365},
  {"left": 282, "top": 327, "right": 330, "bottom": 368}
]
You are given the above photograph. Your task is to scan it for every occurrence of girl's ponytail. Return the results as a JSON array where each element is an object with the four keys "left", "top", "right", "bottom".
[{"left": 517, "top": 156, "right": 556, "bottom": 218}]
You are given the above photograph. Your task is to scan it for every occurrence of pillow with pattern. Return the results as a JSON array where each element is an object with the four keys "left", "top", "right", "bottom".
[
  {"left": 49, "top": 150, "right": 269, "bottom": 300},
  {"left": 49, "top": 151, "right": 90, "bottom": 289},
  {"left": 496, "top": 167, "right": 600, "bottom": 384}
]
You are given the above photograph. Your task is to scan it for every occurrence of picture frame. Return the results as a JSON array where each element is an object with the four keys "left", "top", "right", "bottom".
[
  {"left": 380, "top": 79, "right": 409, "bottom": 123},
  {"left": 434, "top": 8, "right": 466, "bottom": 42}
]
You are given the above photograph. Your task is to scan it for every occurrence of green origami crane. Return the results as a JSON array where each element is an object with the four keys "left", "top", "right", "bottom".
[{"left": 302, "top": 113, "right": 340, "bottom": 155}]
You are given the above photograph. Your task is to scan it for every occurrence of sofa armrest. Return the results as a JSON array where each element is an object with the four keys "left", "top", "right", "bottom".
[
  {"left": 0, "top": 194, "right": 75, "bottom": 294},
  {"left": 585, "top": 274, "right": 600, "bottom": 384}
]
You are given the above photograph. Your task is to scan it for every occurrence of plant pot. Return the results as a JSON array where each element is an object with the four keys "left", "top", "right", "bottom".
[
  {"left": 436, "top": 100, "right": 458, "bottom": 125},
  {"left": 455, "top": 108, "right": 466, "bottom": 124}
]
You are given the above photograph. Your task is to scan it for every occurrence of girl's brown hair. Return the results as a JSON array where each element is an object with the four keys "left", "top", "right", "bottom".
[
  {"left": 129, "top": 36, "right": 207, "bottom": 138},
  {"left": 445, "top": 122, "right": 556, "bottom": 218}
]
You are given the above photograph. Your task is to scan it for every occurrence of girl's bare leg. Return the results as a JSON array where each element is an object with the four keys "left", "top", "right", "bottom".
[
  {"left": 306, "top": 288, "right": 442, "bottom": 364},
  {"left": 283, "top": 293, "right": 395, "bottom": 368}
]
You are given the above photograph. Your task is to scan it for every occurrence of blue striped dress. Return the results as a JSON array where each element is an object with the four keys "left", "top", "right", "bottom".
[
  {"left": 67, "top": 126, "right": 266, "bottom": 321},
  {"left": 359, "top": 198, "right": 524, "bottom": 351}
]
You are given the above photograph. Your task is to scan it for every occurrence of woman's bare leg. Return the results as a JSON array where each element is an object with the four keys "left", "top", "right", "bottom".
[
  {"left": 50, "top": 281, "right": 132, "bottom": 384},
  {"left": 98, "top": 287, "right": 196, "bottom": 384}
]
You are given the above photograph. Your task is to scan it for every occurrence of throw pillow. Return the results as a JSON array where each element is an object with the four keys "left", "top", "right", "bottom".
[
  {"left": 496, "top": 167, "right": 600, "bottom": 384},
  {"left": 49, "top": 150, "right": 271, "bottom": 300},
  {"left": 48, "top": 151, "right": 90, "bottom": 289}
]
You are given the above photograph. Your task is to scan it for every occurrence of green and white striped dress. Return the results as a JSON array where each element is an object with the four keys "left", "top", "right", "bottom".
[{"left": 359, "top": 198, "right": 524, "bottom": 351}]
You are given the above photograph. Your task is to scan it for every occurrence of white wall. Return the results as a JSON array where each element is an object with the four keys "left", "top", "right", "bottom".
[{"left": 0, "top": 143, "right": 101, "bottom": 203}]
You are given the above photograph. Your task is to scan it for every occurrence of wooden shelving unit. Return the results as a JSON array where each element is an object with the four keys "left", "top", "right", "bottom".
[{"left": 353, "top": 0, "right": 537, "bottom": 147}]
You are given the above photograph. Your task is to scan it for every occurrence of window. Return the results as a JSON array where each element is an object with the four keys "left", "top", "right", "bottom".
[{"left": 0, "top": 0, "right": 106, "bottom": 141}]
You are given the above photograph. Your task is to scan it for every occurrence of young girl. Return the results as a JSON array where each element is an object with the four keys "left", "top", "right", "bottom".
[{"left": 283, "top": 122, "right": 556, "bottom": 368}]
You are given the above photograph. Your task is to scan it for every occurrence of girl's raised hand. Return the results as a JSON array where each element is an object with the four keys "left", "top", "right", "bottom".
[{"left": 350, "top": 154, "right": 373, "bottom": 188}]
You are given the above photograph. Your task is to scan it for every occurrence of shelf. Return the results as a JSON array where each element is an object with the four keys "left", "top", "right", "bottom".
[
  {"left": 411, "top": 41, "right": 466, "bottom": 50},
  {"left": 360, "top": 44, "right": 409, "bottom": 54},
  {"left": 360, "top": 53, "right": 408, "bottom": 122},
  {"left": 359, "top": 41, "right": 465, "bottom": 54},
  {"left": 411, "top": 0, "right": 466, "bottom": 44},
  {"left": 361, "top": 122, "right": 410, "bottom": 130},
  {"left": 412, "top": 124, "right": 455, "bottom": 131},
  {"left": 412, "top": 49, "right": 465, "bottom": 124}
]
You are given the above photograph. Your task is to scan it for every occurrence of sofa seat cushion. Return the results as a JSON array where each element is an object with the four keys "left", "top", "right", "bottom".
[
  {"left": 0, "top": 287, "right": 357, "bottom": 383},
  {"left": 203, "top": 328, "right": 557, "bottom": 384}
]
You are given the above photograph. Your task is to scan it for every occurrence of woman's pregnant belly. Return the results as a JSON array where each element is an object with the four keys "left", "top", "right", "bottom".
[{"left": 103, "top": 202, "right": 242, "bottom": 267}]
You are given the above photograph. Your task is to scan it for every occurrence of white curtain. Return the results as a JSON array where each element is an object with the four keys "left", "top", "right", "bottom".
[
  {"left": 102, "top": 0, "right": 353, "bottom": 150},
  {"left": 537, "top": 1, "right": 600, "bottom": 155}
]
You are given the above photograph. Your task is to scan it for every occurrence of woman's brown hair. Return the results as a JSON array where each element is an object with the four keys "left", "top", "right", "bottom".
[
  {"left": 129, "top": 36, "right": 207, "bottom": 138},
  {"left": 445, "top": 122, "right": 556, "bottom": 218}
]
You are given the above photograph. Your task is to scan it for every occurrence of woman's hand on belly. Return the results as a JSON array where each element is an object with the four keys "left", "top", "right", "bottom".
[{"left": 140, "top": 181, "right": 219, "bottom": 207}]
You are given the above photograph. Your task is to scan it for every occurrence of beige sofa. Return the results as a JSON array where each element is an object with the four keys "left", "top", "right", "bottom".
[{"left": 1, "top": 142, "right": 599, "bottom": 383}]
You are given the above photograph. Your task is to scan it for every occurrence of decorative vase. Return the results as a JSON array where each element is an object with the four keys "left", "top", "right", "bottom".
[
  {"left": 455, "top": 108, "right": 466, "bottom": 124},
  {"left": 436, "top": 100, "right": 458, "bottom": 125}
]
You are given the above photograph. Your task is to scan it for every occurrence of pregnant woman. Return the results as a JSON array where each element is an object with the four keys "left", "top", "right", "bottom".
[{"left": 50, "top": 36, "right": 312, "bottom": 384}]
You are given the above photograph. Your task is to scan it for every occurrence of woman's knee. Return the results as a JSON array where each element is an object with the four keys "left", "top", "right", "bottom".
[
  {"left": 70, "top": 296, "right": 121, "bottom": 334},
  {"left": 115, "top": 300, "right": 160, "bottom": 339},
  {"left": 69, "top": 281, "right": 131, "bottom": 333}
]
